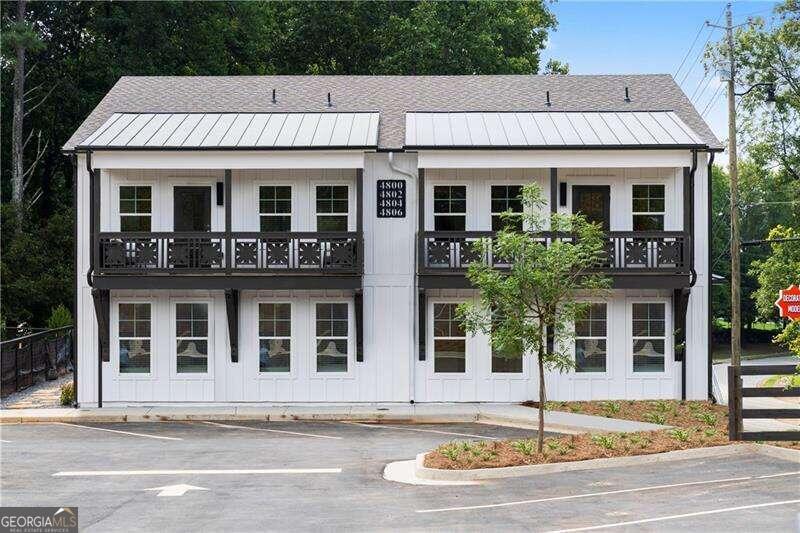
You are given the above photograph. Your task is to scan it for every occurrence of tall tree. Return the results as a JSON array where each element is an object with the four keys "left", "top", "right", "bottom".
[{"left": 457, "top": 185, "right": 610, "bottom": 452}]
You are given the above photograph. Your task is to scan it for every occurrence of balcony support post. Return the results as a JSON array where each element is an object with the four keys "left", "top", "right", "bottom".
[
  {"left": 225, "top": 289, "right": 239, "bottom": 363},
  {"left": 549, "top": 168, "right": 557, "bottom": 214},
  {"left": 355, "top": 289, "right": 363, "bottom": 362},
  {"left": 356, "top": 168, "right": 364, "bottom": 273},
  {"left": 91, "top": 287, "right": 109, "bottom": 408},
  {"left": 673, "top": 287, "right": 690, "bottom": 400},
  {"left": 224, "top": 169, "right": 232, "bottom": 273}
]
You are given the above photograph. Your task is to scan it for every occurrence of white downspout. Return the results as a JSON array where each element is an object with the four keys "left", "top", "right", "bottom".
[{"left": 388, "top": 151, "right": 419, "bottom": 403}]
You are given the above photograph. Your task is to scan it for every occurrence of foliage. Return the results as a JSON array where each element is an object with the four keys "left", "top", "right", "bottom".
[
  {"left": 0, "top": 1, "right": 562, "bottom": 327},
  {"left": 749, "top": 225, "right": 800, "bottom": 357},
  {"left": 47, "top": 304, "right": 72, "bottom": 329},
  {"left": 511, "top": 439, "right": 536, "bottom": 456},
  {"left": 590, "top": 434, "right": 616, "bottom": 450},
  {"left": 705, "top": 0, "right": 799, "bottom": 180},
  {"left": 457, "top": 184, "right": 611, "bottom": 452},
  {"left": 59, "top": 382, "right": 75, "bottom": 406},
  {"left": 668, "top": 428, "right": 691, "bottom": 442},
  {"left": 643, "top": 412, "right": 667, "bottom": 425}
]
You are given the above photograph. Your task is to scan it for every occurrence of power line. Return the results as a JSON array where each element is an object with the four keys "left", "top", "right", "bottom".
[
  {"left": 679, "top": 6, "right": 726, "bottom": 86},
  {"left": 674, "top": 22, "right": 708, "bottom": 79},
  {"left": 701, "top": 83, "right": 724, "bottom": 117},
  {"left": 691, "top": 73, "right": 715, "bottom": 104}
]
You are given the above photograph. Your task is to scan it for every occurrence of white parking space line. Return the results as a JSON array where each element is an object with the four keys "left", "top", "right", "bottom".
[
  {"left": 547, "top": 499, "right": 800, "bottom": 532},
  {"left": 53, "top": 422, "right": 182, "bottom": 441},
  {"left": 341, "top": 421, "right": 498, "bottom": 440},
  {"left": 756, "top": 470, "right": 800, "bottom": 479},
  {"left": 200, "top": 421, "right": 341, "bottom": 440},
  {"left": 53, "top": 468, "right": 341, "bottom": 477},
  {"left": 0, "top": 440, "right": 11, "bottom": 443},
  {"left": 416, "top": 476, "right": 755, "bottom": 513}
]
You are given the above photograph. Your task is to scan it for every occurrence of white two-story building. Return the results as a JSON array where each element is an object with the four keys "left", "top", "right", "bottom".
[{"left": 63, "top": 75, "right": 722, "bottom": 406}]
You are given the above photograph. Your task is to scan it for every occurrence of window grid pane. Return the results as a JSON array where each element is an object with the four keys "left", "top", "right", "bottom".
[
  {"left": 259, "top": 303, "right": 291, "bottom": 372},
  {"left": 433, "top": 303, "right": 466, "bottom": 373},
  {"left": 120, "top": 186, "right": 152, "bottom": 232},
  {"left": 119, "top": 303, "right": 151, "bottom": 374},
  {"left": 260, "top": 186, "right": 292, "bottom": 232},
  {"left": 575, "top": 303, "right": 607, "bottom": 373},
  {"left": 176, "top": 303, "right": 209, "bottom": 373},
  {"left": 434, "top": 186, "right": 466, "bottom": 232},
  {"left": 316, "top": 303, "right": 348, "bottom": 372},
  {"left": 632, "top": 303, "right": 666, "bottom": 373},
  {"left": 631, "top": 184, "right": 665, "bottom": 231}
]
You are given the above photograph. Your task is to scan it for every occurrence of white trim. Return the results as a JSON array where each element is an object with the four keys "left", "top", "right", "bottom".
[
  {"left": 255, "top": 300, "right": 294, "bottom": 377},
  {"left": 428, "top": 299, "right": 469, "bottom": 376},
  {"left": 418, "top": 150, "right": 695, "bottom": 169},
  {"left": 171, "top": 298, "right": 214, "bottom": 378},
  {"left": 572, "top": 301, "right": 610, "bottom": 376},
  {"left": 430, "top": 183, "right": 469, "bottom": 231},
  {"left": 630, "top": 182, "right": 666, "bottom": 231},
  {"left": 253, "top": 182, "right": 294, "bottom": 232},
  {"left": 91, "top": 150, "right": 366, "bottom": 170},
  {"left": 311, "top": 300, "right": 354, "bottom": 376},
  {"left": 626, "top": 298, "right": 671, "bottom": 377},
  {"left": 312, "top": 182, "right": 352, "bottom": 232},
  {"left": 112, "top": 299, "right": 156, "bottom": 380}
]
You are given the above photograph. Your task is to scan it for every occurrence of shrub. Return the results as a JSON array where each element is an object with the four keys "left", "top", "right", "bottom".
[
  {"left": 512, "top": 439, "right": 536, "bottom": 456},
  {"left": 60, "top": 382, "right": 75, "bottom": 406},
  {"left": 47, "top": 305, "right": 72, "bottom": 330},
  {"left": 439, "top": 442, "right": 461, "bottom": 461},
  {"left": 644, "top": 412, "right": 667, "bottom": 425},
  {"left": 669, "top": 428, "right": 691, "bottom": 442},
  {"left": 704, "top": 428, "right": 717, "bottom": 438},
  {"left": 601, "top": 401, "right": 621, "bottom": 417},
  {"left": 591, "top": 434, "right": 617, "bottom": 450},
  {"left": 695, "top": 412, "right": 718, "bottom": 426}
]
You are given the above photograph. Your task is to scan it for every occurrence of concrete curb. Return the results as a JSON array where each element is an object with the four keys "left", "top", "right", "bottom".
[{"left": 414, "top": 443, "right": 798, "bottom": 481}]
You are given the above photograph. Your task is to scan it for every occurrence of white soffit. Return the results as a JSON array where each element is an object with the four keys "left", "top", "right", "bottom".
[
  {"left": 405, "top": 111, "right": 704, "bottom": 148},
  {"left": 79, "top": 112, "right": 380, "bottom": 149}
]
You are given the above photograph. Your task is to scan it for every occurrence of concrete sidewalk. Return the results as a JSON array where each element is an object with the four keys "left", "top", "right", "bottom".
[{"left": 0, "top": 402, "right": 665, "bottom": 434}]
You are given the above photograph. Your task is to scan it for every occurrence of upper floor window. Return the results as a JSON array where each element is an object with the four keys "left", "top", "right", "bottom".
[
  {"left": 259, "top": 186, "right": 291, "bottom": 232},
  {"left": 119, "top": 303, "right": 151, "bottom": 374},
  {"left": 316, "top": 185, "right": 349, "bottom": 232},
  {"left": 491, "top": 185, "right": 523, "bottom": 231},
  {"left": 259, "top": 303, "right": 291, "bottom": 372},
  {"left": 433, "top": 185, "right": 466, "bottom": 231},
  {"left": 632, "top": 185, "right": 665, "bottom": 231},
  {"left": 120, "top": 186, "right": 151, "bottom": 231},
  {"left": 575, "top": 303, "right": 607, "bottom": 373},
  {"left": 632, "top": 302, "right": 666, "bottom": 373}
]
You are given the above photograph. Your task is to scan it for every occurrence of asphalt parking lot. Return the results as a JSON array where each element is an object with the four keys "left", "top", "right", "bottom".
[{"left": 1, "top": 420, "right": 798, "bottom": 532}]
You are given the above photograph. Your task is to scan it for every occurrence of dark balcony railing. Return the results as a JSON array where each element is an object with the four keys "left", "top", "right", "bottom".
[
  {"left": 98, "top": 232, "right": 362, "bottom": 274},
  {"left": 419, "top": 231, "right": 690, "bottom": 274}
]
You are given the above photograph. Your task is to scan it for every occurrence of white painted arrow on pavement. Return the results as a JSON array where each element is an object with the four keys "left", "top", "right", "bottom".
[{"left": 144, "top": 484, "right": 208, "bottom": 497}]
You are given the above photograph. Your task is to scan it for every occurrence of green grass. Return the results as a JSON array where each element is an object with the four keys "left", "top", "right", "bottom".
[{"left": 761, "top": 374, "right": 800, "bottom": 388}]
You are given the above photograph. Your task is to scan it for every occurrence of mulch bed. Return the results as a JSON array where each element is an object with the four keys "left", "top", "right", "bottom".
[{"left": 425, "top": 400, "right": 800, "bottom": 470}]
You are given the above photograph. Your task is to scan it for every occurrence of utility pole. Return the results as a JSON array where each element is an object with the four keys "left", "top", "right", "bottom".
[
  {"left": 724, "top": 4, "right": 742, "bottom": 369},
  {"left": 709, "top": 3, "right": 742, "bottom": 368}
]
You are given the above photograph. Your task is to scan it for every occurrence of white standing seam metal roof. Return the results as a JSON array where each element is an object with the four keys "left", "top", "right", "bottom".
[
  {"left": 404, "top": 111, "right": 704, "bottom": 148},
  {"left": 78, "top": 112, "right": 381, "bottom": 149}
]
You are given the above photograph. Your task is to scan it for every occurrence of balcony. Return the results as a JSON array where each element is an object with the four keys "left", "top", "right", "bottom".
[
  {"left": 93, "top": 231, "right": 363, "bottom": 290},
  {"left": 417, "top": 231, "right": 692, "bottom": 289}
]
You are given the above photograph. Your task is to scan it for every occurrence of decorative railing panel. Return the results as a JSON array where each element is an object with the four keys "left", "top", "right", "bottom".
[
  {"left": 420, "top": 231, "right": 690, "bottom": 274},
  {"left": 98, "top": 232, "right": 361, "bottom": 274}
]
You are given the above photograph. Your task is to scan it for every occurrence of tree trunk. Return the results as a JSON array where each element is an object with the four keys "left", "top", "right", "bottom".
[
  {"left": 537, "top": 348, "right": 546, "bottom": 454},
  {"left": 11, "top": 0, "right": 28, "bottom": 228}
]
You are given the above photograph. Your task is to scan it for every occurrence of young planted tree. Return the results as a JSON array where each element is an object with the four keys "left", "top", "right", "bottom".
[{"left": 457, "top": 184, "right": 611, "bottom": 452}]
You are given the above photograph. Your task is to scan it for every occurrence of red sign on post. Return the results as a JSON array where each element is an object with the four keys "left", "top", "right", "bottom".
[{"left": 775, "top": 284, "right": 800, "bottom": 321}]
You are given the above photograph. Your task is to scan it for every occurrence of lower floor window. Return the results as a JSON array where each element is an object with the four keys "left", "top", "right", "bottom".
[
  {"left": 316, "top": 303, "right": 348, "bottom": 372},
  {"left": 176, "top": 303, "right": 209, "bottom": 373},
  {"left": 433, "top": 303, "right": 466, "bottom": 373},
  {"left": 575, "top": 303, "right": 608, "bottom": 373},
  {"left": 491, "top": 349, "right": 522, "bottom": 373},
  {"left": 259, "top": 303, "right": 291, "bottom": 372},
  {"left": 119, "top": 303, "right": 151, "bottom": 373},
  {"left": 632, "top": 302, "right": 666, "bottom": 372}
]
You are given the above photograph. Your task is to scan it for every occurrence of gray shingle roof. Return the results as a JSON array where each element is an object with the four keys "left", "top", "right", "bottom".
[{"left": 64, "top": 75, "right": 721, "bottom": 151}]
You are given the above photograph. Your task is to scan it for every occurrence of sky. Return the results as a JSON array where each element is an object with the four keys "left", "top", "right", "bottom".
[{"left": 541, "top": 0, "right": 782, "bottom": 163}]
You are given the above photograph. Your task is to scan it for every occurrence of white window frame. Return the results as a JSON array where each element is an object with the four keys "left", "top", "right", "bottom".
[
  {"left": 489, "top": 183, "right": 525, "bottom": 232},
  {"left": 631, "top": 183, "right": 666, "bottom": 232},
  {"left": 313, "top": 183, "right": 351, "bottom": 232},
  {"left": 112, "top": 299, "right": 155, "bottom": 379},
  {"left": 256, "top": 301, "right": 293, "bottom": 375},
  {"left": 256, "top": 183, "right": 293, "bottom": 233},
  {"left": 115, "top": 181, "right": 155, "bottom": 232},
  {"left": 429, "top": 299, "right": 468, "bottom": 375},
  {"left": 431, "top": 184, "right": 468, "bottom": 232},
  {"left": 171, "top": 299, "right": 213, "bottom": 378},
  {"left": 168, "top": 178, "right": 221, "bottom": 232},
  {"left": 312, "top": 300, "right": 353, "bottom": 375},
  {"left": 627, "top": 298, "right": 671, "bottom": 376},
  {"left": 573, "top": 301, "right": 609, "bottom": 375}
]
